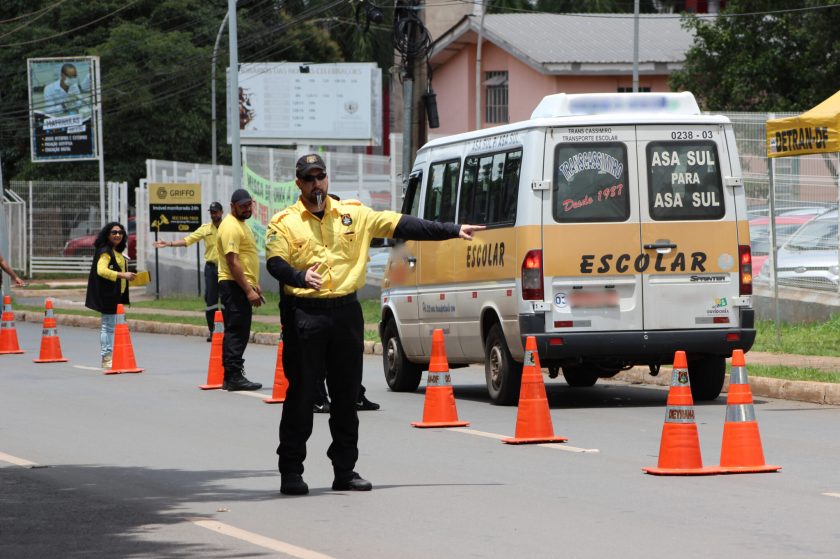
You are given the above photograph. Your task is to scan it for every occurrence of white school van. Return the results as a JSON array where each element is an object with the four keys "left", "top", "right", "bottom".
[{"left": 379, "top": 92, "right": 755, "bottom": 405}]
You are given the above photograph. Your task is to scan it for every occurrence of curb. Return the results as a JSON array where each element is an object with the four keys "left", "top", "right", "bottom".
[
  {"left": 12, "top": 311, "right": 835, "bottom": 406},
  {"left": 13, "top": 311, "right": 385, "bottom": 357}
]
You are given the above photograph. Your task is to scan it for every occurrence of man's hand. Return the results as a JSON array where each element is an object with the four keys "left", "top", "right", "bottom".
[
  {"left": 458, "top": 224, "right": 486, "bottom": 240},
  {"left": 305, "top": 263, "right": 323, "bottom": 290},
  {"left": 153, "top": 240, "right": 167, "bottom": 249},
  {"left": 247, "top": 288, "right": 263, "bottom": 307},
  {"left": 120, "top": 272, "right": 137, "bottom": 282},
  {"left": 13, "top": 277, "right": 25, "bottom": 287}
]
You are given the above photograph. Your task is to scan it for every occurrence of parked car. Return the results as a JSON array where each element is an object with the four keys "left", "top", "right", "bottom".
[
  {"left": 62, "top": 218, "right": 137, "bottom": 260},
  {"left": 757, "top": 210, "right": 839, "bottom": 291},
  {"left": 749, "top": 213, "right": 818, "bottom": 277}
]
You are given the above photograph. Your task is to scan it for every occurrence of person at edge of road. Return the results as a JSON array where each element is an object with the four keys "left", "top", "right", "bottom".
[
  {"left": 265, "top": 153, "right": 485, "bottom": 496},
  {"left": 216, "top": 189, "right": 263, "bottom": 392},
  {"left": 84, "top": 222, "right": 136, "bottom": 369},
  {"left": 154, "top": 202, "right": 224, "bottom": 342},
  {"left": 0, "top": 250, "right": 26, "bottom": 293}
]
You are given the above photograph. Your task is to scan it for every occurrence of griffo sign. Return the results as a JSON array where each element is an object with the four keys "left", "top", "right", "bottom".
[{"left": 149, "top": 183, "right": 202, "bottom": 232}]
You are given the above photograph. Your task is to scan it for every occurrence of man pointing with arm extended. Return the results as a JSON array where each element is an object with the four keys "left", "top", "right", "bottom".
[{"left": 265, "top": 153, "right": 484, "bottom": 496}]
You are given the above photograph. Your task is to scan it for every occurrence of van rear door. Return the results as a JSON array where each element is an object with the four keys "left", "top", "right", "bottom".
[
  {"left": 541, "top": 126, "right": 644, "bottom": 332},
  {"left": 636, "top": 124, "right": 740, "bottom": 330}
]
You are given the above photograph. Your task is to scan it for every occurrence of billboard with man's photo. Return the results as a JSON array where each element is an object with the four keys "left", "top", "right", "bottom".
[{"left": 28, "top": 57, "right": 99, "bottom": 162}]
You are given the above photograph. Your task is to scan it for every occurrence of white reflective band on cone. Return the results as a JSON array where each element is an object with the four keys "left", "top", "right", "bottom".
[
  {"left": 524, "top": 349, "right": 536, "bottom": 367},
  {"left": 42, "top": 328, "right": 57, "bottom": 336},
  {"left": 670, "top": 368, "right": 691, "bottom": 386},
  {"left": 664, "top": 405, "right": 696, "bottom": 423},
  {"left": 725, "top": 403, "right": 756, "bottom": 422},
  {"left": 730, "top": 365, "right": 748, "bottom": 385},
  {"left": 426, "top": 372, "right": 452, "bottom": 387},
  {"left": 215, "top": 321, "right": 225, "bottom": 333},
  {"left": 116, "top": 313, "right": 126, "bottom": 325}
]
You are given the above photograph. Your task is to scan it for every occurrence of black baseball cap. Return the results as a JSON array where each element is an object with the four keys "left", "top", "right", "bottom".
[
  {"left": 296, "top": 153, "right": 326, "bottom": 178},
  {"left": 208, "top": 201, "right": 223, "bottom": 212},
  {"left": 230, "top": 189, "right": 252, "bottom": 205}
]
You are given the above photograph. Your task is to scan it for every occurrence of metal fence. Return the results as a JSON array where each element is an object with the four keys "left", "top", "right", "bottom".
[
  {"left": 8, "top": 180, "right": 128, "bottom": 276},
  {"left": 722, "top": 112, "right": 839, "bottom": 298}
]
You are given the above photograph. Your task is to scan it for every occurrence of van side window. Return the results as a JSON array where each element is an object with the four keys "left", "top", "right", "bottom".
[
  {"left": 459, "top": 149, "right": 521, "bottom": 226},
  {"left": 424, "top": 160, "right": 460, "bottom": 222},
  {"left": 402, "top": 172, "right": 423, "bottom": 217},
  {"left": 552, "top": 143, "right": 629, "bottom": 223},
  {"left": 647, "top": 141, "right": 724, "bottom": 220}
]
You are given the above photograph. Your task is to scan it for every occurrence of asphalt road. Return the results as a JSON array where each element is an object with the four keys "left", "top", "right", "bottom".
[{"left": 2, "top": 321, "right": 840, "bottom": 558}]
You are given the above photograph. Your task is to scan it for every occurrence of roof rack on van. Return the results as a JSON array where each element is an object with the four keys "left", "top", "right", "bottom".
[{"left": 530, "top": 92, "right": 700, "bottom": 119}]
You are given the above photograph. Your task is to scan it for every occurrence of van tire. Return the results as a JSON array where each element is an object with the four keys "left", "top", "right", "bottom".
[
  {"left": 382, "top": 319, "right": 422, "bottom": 392},
  {"left": 561, "top": 365, "right": 599, "bottom": 388},
  {"left": 484, "top": 324, "right": 522, "bottom": 405},
  {"left": 687, "top": 355, "right": 726, "bottom": 401}
]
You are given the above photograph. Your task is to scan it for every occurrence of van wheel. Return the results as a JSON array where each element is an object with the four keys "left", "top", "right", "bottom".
[
  {"left": 687, "top": 355, "right": 725, "bottom": 401},
  {"left": 382, "top": 319, "right": 422, "bottom": 392},
  {"left": 562, "top": 365, "right": 599, "bottom": 388},
  {"left": 484, "top": 324, "right": 522, "bottom": 405}
]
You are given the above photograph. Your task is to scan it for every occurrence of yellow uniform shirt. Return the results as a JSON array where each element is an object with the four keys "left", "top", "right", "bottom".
[
  {"left": 265, "top": 197, "right": 401, "bottom": 298},
  {"left": 97, "top": 251, "right": 128, "bottom": 293},
  {"left": 217, "top": 214, "right": 259, "bottom": 286},
  {"left": 183, "top": 222, "right": 219, "bottom": 264}
]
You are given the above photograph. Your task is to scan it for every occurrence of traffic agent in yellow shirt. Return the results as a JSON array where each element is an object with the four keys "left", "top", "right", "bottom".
[{"left": 265, "top": 153, "right": 484, "bottom": 496}]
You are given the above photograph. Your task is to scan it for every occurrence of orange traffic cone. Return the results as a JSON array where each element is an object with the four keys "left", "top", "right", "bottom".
[
  {"left": 0, "top": 295, "right": 24, "bottom": 355},
  {"left": 718, "top": 350, "right": 781, "bottom": 474},
  {"left": 105, "top": 304, "right": 143, "bottom": 375},
  {"left": 199, "top": 311, "right": 224, "bottom": 389},
  {"left": 502, "top": 336, "right": 567, "bottom": 444},
  {"left": 33, "top": 299, "right": 68, "bottom": 363},
  {"left": 643, "top": 351, "right": 720, "bottom": 475},
  {"left": 412, "top": 329, "right": 469, "bottom": 428},
  {"left": 264, "top": 340, "right": 289, "bottom": 404}
]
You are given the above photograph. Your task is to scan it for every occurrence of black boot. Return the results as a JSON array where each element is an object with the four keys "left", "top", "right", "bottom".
[{"left": 224, "top": 368, "right": 262, "bottom": 391}]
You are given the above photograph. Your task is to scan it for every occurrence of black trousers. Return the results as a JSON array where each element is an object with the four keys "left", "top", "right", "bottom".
[
  {"left": 204, "top": 262, "right": 219, "bottom": 332},
  {"left": 277, "top": 299, "right": 364, "bottom": 476},
  {"left": 218, "top": 280, "right": 252, "bottom": 379}
]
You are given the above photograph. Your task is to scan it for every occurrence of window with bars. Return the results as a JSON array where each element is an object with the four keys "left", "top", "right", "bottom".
[{"left": 484, "top": 71, "right": 509, "bottom": 124}]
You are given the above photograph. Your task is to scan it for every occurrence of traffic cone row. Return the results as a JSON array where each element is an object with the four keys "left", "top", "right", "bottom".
[
  {"left": 644, "top": 350, "right": 780, "bottom": 476},
  {"left": 105, "top": 304, "right": 143, "bottom": 375},
  {"left": 33, "top": 299, "right": 67, "bottom": 363},
  {"left": 0, "top": 295, "right": 24, "bottom": 354}
]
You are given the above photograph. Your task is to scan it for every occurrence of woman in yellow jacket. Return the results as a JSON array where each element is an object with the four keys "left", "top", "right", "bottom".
[{"left": 84, "top": 222, "right": 135, "bottom": 368}]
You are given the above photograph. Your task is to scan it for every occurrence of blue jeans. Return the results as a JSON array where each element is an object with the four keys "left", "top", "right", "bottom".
[{"left": 100, "top": 314, "right": 117, "bottom": 357}]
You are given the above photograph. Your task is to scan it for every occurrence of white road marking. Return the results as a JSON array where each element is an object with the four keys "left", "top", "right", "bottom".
[
  {"left": 229, "top": 390, "right": 270, "bottom": 399},
  {"left": 822, "top": 493, "right": 840, "bottom": 499},
  {"left": 0, "top": 451, "right": 38, "bottom": 466},
  {"left": 450, "top": 428, "right": 599, "bottom": 453},
  {"left": 73, "top": 365, "right": 104, "bottom": 372},
  {"left": 193, "top": 520, "right": 336, "bottom": 559}
]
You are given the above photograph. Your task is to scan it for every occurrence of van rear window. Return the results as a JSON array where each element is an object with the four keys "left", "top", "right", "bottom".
[
  {"left": 552, "top": 143, "right": 629, "bottom": 223},
  {"left": 647, "top": 141, "right": 724, "bottom": 220}
]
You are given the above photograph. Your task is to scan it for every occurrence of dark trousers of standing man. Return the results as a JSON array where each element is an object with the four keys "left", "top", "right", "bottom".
[
  {"left": 277, "top": 295, "right": 363, "bottom": 476},
  {"left": 204, "top": 262, "right": 219, "bottom": 332},
  {"left": 218, "top": 280, "right": 252, "bottom": 380}
]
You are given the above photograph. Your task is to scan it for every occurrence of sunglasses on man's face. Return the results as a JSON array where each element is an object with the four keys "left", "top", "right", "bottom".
[
  {"left": 300, "top": 172, "right": 327, "bottom": 183},
  {"left": 110, "top": 230, "right": 124, "bottom": 236}
]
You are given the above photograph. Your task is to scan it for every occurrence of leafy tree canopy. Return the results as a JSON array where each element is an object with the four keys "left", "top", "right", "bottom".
[
  {"left": 670, "top": 0, "right": 840, "bottom": 111},
  {"left": 0, "top": 0, "right": 387, "bottom": 186}
]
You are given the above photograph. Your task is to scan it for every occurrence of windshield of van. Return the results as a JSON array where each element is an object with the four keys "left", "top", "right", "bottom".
[
  {"left": 552, "top": 143, "right": 629, "bottom": 223},
  {"left": 647, "top": 141, "right": 724, "bottom": 221}
]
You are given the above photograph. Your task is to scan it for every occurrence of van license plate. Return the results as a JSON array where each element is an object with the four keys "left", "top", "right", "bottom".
[{"left": 569, "top": 291, "right": 620, "bottom": 308}]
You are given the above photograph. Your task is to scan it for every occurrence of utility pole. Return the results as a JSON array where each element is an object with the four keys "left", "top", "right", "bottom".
[
  {"left": 227, "top": 0, "right": 241, "bottom": 190},
  {"left": 475, "top": 0, "right": 486, "bottom": 130},
  {"left": 632, "top": 0, "right": 640, "bottom": 92},
  {"left": 211, "top": 12, "right": 229, "bottom": 197}
]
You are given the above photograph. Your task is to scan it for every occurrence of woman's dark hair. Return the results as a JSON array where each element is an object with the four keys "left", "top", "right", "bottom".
[{"left": 94, "top": 221, "right": 127, "bottom": 254}]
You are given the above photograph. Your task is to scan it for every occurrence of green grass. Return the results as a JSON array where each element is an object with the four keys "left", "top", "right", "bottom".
[
  {"left": 752, "top": 314, "right": 840, "bottom": 357},
  {"left": 738, "top": 364, "right": 840, "bottom": 384}
]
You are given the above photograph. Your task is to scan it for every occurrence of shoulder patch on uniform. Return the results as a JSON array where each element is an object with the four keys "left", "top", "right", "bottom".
[{"left": 270, "top": 211, "right": 290, "bottom": 223}]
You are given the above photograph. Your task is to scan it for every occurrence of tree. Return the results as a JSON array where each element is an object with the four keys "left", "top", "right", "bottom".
[
  {"left": 670, "top": 0, "right": 840, "bottom": 111},
  {"left": 0, "top": 0, "right": 346, "bottom": 187}
]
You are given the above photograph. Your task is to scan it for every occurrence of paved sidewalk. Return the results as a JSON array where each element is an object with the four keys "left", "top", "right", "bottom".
[{"left": 9, "top": 287, "right": 840, "bottom": 405}]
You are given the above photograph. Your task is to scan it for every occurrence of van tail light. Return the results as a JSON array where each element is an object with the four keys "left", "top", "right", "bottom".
[
  {"left": 521, "top": 249, "right": 544, "bottom": 300},
  {"left": 739, "top": 245, "right": 752, "bottom": 295}
]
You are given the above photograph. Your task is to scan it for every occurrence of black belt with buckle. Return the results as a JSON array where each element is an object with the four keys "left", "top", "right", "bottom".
[{"left": 290, "top": 292, "right": 357, "bottom": 309}]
